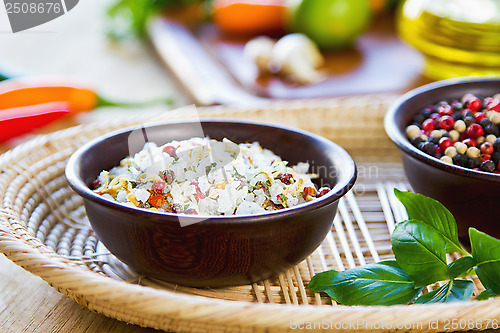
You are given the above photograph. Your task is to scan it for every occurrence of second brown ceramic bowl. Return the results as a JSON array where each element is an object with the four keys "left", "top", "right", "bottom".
[
  {"left": 65, "top": 120, "right": 356, "bottom": 287},
  {"left": 385, "top": 77, "right": 500, "bottom": 243}
]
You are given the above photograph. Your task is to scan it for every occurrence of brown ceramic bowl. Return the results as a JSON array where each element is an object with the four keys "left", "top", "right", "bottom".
[
  {"left": 66, "top": 120, "right": 356, "bottom": 287},
  {"left": 385, "top": 77, "right": 500, "bottom": 243}
]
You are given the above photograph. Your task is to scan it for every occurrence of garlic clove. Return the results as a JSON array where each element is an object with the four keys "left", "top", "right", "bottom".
[
  {"left": 243, "top": 36, "right": 275, "bottom": 73},
  {"left": 270, "top": 33, "right": 325, "bottom": 84}
]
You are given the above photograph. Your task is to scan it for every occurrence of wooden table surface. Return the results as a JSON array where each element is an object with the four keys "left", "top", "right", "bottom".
[{"left": 1, "top": 1, "right": 497, "bottom": 333}]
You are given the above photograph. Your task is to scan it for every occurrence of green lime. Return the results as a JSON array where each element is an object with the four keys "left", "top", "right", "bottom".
[{"left": 288, "top": 0, "right": 372, "bottom": 49}]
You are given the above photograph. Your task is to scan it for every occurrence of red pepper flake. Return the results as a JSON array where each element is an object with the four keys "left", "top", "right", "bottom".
[
  {"left": 147, "top": 188, "right": 161, "bottom": 196},
  {"left": 302, "top": 187, "right": 316, "bottom": 200},
  {"left": 191, "top": 181, "right": 201, "bottom": 191},
  {"left": 148, "top": 195, "right": 165, "bottom": 208},
  {"left": 167, "top": 203, "right": 182, "bottom": 213},
  {"left": 278, "top": 173, "right": 293, "bottom": 185},
  {"left": 160, "top": 170, "right": 175, "bottom": 184},
  {"left": 316, "top": 187, "right": 331, "bottom": 197}
]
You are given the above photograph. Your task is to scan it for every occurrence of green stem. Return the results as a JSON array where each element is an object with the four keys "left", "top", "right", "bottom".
[
  {"left": 96, "top": 94, "right": 174, "bottom": 108},
  {"left": 0, "top": 73, "right": 12, "bottom": 82}
]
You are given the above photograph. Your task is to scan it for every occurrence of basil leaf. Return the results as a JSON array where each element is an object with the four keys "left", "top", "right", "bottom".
[
  {"left": 477, "top": 290, "right": 496, "bottom": 301},
  {"left": 307, "top": 260, "right": 422, "bottom": 306},
  {"left": 394, "top": 189, "right": 466, "bottom": 254},
  {"left": 391, "top": 220, "right": 448, "bottom": 287},
  {"left": 414, "top": 279, "right": 474, "bottom": 304},
  {"left": 447, "top": 256, "right": 476, "bottom": 279},
  {"left": 470, "top": 228, "right": 500, "bottom": 295}
]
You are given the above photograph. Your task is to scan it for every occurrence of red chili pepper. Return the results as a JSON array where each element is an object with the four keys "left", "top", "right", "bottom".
[
  {"left": 0, "top": 82, "right": 173, "bottom": 112},
  {"left": 0, "top": 102, "right": 71, "bottom": 142},
  {"left": 0, "top": 80, "right": 173, "bottom": 142},
  {"left": 0, "top": 83, "right": 98, "bottom": 112}
]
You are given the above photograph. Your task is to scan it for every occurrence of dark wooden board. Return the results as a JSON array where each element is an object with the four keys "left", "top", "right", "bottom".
[{"left": 149, "top": 13, "right": 430, "bottom": 105}]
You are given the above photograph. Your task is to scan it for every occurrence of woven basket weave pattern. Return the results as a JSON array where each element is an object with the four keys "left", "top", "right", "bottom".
[{"left": 1, "top": 95, "right": 500, "bottom": 333}]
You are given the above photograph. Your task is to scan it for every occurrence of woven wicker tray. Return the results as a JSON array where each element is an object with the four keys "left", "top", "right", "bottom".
[{"left": 1, "top": 96, "right": 499, "bottom": 333}]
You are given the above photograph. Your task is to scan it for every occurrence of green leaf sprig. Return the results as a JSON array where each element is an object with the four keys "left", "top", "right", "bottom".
[
  {"left": 107, "top": 0, "right": 208, "bottom": 40},
  {"left": 308, "top": 189, "right": 500, "bottom": 305}
]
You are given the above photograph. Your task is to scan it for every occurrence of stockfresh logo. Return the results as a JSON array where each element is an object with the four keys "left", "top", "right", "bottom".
[{"left": 3, "top": 0, "right": 79, "bottom": 32}]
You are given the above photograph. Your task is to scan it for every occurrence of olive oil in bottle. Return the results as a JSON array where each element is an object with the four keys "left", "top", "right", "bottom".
[{"left": 397, "top": 0, "right": 500, "bottom": 80}]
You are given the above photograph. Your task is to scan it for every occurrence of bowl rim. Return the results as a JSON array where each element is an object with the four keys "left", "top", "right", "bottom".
[
  {"left": 65, "top": 119, "right": 357, "bottom": 224},
  {"left": 385, "top": 75, "right": 500, "bottom": 183}
]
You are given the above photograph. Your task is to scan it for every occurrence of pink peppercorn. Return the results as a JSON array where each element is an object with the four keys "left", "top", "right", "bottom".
[
  {"left": 430, "top": 113, "right": 440, "bottom": 121},
  {"left": 162, "top": 145, "right": 177, "bottom": 157},
  {"left": 480, "top": 142, "right": 494, "bottom": 155},
  {"left": 422, "top": 119, "right": 436, "bottom": 132},
  {"left": 438, "top": 115, "right": 455, "bottom": 130},
  {"left": 474, "top": 112, "right": 486, "bottom": 123},
  {"left": 462, "top": 94, "right": 482, "bottom": 112},
  {"left": 151, "top": 181, "right": 166, "bottom": 193},
  {"left": 437, "top": 104, "right": 453, "bottom": 116},
  {"left": 480, "top": 154, "right": 491, "bottom": 162},
  {"left": 463, "top": 138, "right": 478, "bottom": 148},
  {"left": 487, "top": 98, "right": 500, "bottom": 112},
  {"left": 439, "top": 137, "right": 454, "bottom": 151},
  {"left": 466, "top": 124, "right": 484, "bottom": 138}
]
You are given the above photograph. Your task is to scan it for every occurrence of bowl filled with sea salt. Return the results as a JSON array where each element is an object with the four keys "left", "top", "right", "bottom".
[{"left": 66, "top": 120, "right": 356, "bottom": 287}]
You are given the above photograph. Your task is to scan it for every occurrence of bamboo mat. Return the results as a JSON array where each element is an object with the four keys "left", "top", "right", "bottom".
[{"left": 1, "top": 95, "right": 499, "bottom": 333}]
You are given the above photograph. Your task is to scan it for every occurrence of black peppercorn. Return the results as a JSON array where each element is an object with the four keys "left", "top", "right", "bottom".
[
  {"left": 452, "top": 112, "right": 463, "bottom": 121},
  {"left": 413, "top": 113, "right": 426, "bottom": 125},
  {"left": 467, "top": 157, "right": 481, "bottom": 169},
  {"left": 411, "top": 135, "right": 424, "bottom": 146},
  {"left": 493, "top": 138, "right": 500, "bottom": 152},
  {"left": 485, "top": 124, "right": 500, "bottom": 137},
  {"left": 464, "top": 116, "right": 476, "bottom": 127},
  {"left": 419, "top": 142, "right": 436, "bottom": 157},
  {"left": 463, "top": 110, "right": 475, "bottom": 118},
  {"left": 429, "top": 136, "right": 440, "bottom": 144},
  {"left": 453, "top": 154, "right": 468, "bottom": 167},
  {"left": 480, "top": 160, "right": 496, "bottom": 172},
  {"left": 480, "top": 118, "right": 492, "bottom": 127},
  {"left": 451, "top": 102, "right": 463, "bottom": 111},
  {"left": 491, "top": 151, "right": 500, "bottom": 165},
  {"left": 422, "top": 107, "right": 433, "bottom": 118}
]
